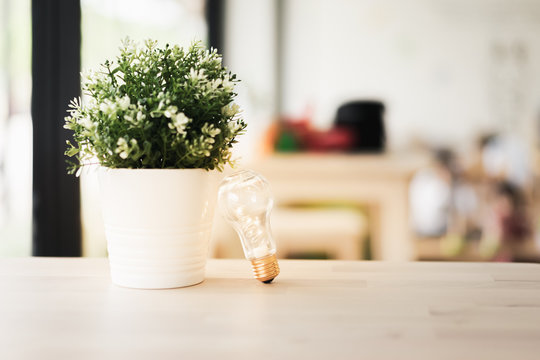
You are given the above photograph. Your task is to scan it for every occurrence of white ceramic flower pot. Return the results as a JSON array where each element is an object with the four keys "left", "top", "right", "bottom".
[{"left": 98, "top": 168, "right": 217, "bottom": 289}]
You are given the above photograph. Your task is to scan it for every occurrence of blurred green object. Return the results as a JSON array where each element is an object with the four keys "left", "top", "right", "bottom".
[{"left": 275, "top": 131, "right": 300, "bottom": 152}]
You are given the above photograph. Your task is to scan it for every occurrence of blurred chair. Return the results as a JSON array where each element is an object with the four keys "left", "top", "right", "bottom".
[{"left": 272, "top": 207, "right": 367, "bottom": 260}]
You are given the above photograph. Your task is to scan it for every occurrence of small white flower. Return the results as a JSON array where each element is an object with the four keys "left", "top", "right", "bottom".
[
  {"left": 189, "top": 68, "right": 206, "bottom": 82},
  {"left": 221, "top": 103, "right": 240, "bottom": 118},
  {"left": 115, "top": 137, "right": 130, "bottom": 159},
  {"left": 222, "top": 78, "right": 233, "bottom": 92},
  {"left": 164, "top": 105, "right": 178, "bottom": 118},
  {"left": 118, "top": 95, "right": 130, "bottom": 111},
  {"left": 120, "top": 37, "right": 136, "bottom": 54},
  {"left": 99, "top": 100, "right": 117, "bottom": 115},
  {"left": 212, "top": 78, "right": 222, "bottom": 89},
  {"left": 169, "top": 112, "right": 191, "bottom": 135},
  {"left": 200, "top": 123, "right": 221, "bottom": 148},
  {"left": 78, "top": 116, "right": 95, "bottom": 130},
  {"left": 228, "top": 120, "right": 243, "bottom": 133}
]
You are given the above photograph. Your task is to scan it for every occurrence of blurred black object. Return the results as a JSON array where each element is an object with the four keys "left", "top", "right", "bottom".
[{"left": 335, "top": 101, "right": 386, "bottom": 152}]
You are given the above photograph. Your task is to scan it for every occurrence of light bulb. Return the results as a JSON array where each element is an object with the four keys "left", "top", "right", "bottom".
[{"left": 218, "top": 170, "right": 280, "bottom": 283}]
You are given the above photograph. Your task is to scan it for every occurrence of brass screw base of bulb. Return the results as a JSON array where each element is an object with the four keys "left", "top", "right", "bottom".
[{"left": 251, "top": 255, "right": 280, "bottom": 283}]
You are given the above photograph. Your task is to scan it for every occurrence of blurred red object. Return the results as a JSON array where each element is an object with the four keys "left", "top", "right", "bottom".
[
  {"left": 274, "top": 115, "right": 355, "bottom": 153},
  {"left": 305, "top": 126, "right": 355, "bottom": 152}
]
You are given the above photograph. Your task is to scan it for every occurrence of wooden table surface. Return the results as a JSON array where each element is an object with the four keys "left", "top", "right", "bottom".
[{"left": 1, "top": 258, "right": 540, "bottom": 360}]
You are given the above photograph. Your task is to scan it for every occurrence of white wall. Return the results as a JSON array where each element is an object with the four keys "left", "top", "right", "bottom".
[
  {"left": 225, "top": 0, "right": 277, "bottom": 162},
  {"left": 282, "top": 0, "right": 540, "bottom": 149}
]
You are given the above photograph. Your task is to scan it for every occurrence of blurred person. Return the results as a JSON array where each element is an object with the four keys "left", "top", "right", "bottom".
[
  {"left": 410, "top": 147, "right": 481, "bottom": 257},
  {"left": 410, "top": 149, "right": 453, "bottom": 238},
  {"left": 480, "top": 181, "right": 531, "bottom": 261},
  {"left": 467, "top": 133, "right": 535, "bottom": 261},
  {"left": 481, "top": 133, "right": 532, "bottom": 189},
  {"left": 410, "top": 149, "right": 477, "bottom": 233}
]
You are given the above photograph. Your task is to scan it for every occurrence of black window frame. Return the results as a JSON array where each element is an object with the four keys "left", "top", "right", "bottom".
[{"left": 31, "top": 0, "right": 82, "bottom": 256}]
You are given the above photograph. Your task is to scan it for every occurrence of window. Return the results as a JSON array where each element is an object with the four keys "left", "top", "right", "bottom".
[{"left": 0, "top": 0, "right": 32, "bottom": 256}]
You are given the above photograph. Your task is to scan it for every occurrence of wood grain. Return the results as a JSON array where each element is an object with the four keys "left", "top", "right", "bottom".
[{"left": 1, "top": 258, "right": 540, "bottom": 360}]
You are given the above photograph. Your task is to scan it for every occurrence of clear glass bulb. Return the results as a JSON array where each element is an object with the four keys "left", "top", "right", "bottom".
[{"left": 218, "top": 170, "right": 280, "bottom": 283}]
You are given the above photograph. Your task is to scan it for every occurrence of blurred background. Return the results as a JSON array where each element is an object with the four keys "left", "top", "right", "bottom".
[{"left": 2, "top": 0, "right": 540, "bottom": 262}]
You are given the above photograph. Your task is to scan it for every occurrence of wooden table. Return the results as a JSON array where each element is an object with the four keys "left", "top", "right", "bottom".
[
  {"left": 250, "top": 153, "right": 428, "bottom": 260},
  {"left": 1, "top": 258, "right": 540, "bottom": 359}
]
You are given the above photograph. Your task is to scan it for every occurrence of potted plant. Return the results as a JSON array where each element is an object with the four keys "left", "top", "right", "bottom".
[{"left": 64, "top": 39, "right": 246, "bottom": 289}]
